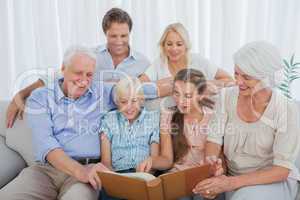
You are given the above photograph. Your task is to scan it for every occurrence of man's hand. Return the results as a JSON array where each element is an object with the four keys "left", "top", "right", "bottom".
[
  {"left": 6, "top": 92, "right": 25, "bottom": 128},
  {"left": 136, "top": 157, "right": 153, "bottom": 173},
  {"left": 76, "top": 163, "right": 110, "bottom": 190}
]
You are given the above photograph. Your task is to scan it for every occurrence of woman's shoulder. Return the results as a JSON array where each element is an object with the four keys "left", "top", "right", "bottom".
[{"left": 271, "top": 90, "right": 299, "bottom": 116}]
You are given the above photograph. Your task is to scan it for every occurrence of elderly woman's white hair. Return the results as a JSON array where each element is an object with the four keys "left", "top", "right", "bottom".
[
  {"left": 233, "top": 41, "right": 283, "bottom": 87},
  {"left": 114, "top": 77, "right": 144, "bottom": 103},
  {"left": 63, "top": 45, "right": 96, "bottom": 67},
  {"left": 159, "top": 23, "right": 192, "bottom": 63}
]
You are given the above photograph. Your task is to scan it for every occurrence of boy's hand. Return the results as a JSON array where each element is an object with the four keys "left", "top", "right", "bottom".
[{"left": 136, "top": 157, "right": 153, "bottom": 173}]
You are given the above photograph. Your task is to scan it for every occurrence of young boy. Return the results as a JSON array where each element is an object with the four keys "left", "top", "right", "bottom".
[{"left": 100, "top": 77, "right": 160, "bottom": 174}]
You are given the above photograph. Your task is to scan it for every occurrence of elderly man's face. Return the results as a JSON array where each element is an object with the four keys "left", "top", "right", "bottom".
[
  {"left": 61, "top": 54, "right": 95, "bottom": 99},
  {"left": 105, "top": 22, "right": 130, "bottom": 57}
]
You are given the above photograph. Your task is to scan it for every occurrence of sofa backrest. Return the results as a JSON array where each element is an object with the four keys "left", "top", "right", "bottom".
[
  {"left": 0, "top": 100, "right": 35, "bottom": 166},
  {"left": 0, "top": 101, "right": 8, "bottom": 137}
]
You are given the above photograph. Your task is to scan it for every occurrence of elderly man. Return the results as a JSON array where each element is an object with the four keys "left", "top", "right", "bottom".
[
  {"left": 0, "top": 46, "right": 115, "bottom": 200},
  {"left": 6, "top": 7, "right": 150, "bottom": 128}
]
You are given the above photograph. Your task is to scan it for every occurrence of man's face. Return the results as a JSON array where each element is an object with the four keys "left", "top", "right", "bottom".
[
  {"left": 105, "top": 22, "right": 130, "bottom": 57},
  {"left": 61, "top": 54, "right": 95, "bottom": 99}
]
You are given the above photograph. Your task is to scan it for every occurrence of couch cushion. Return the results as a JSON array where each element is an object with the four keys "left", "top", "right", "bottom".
[
  {"left": 0, "top": 136, "right": 26, "bottom": 188},
  {"left": 0, "top": 101, "right": 9, "bottom": 137},
  {"left": 5, "top": 115, "right": 35, "bottom": 166}
]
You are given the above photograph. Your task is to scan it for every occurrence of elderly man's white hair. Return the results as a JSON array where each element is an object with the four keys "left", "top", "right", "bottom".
[
  {"left": 63, "top": 45, "right": 96, "bottom": 67},
  {"left": 233, "top": 41, "right": 283, "bottom": 87},
  {"left": 114, "top": 77, "right": 144, "bottom": 102}
]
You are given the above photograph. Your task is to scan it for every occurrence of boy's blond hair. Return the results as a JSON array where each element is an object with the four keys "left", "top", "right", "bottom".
[{"left": 114, "top": 77, "right": 144, "bottom": 103}]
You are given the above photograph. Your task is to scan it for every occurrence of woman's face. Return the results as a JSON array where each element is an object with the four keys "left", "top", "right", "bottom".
[
  {"left": 173, "top": 80, "right": 202, "bottom": 114},
  {"left": 234, "top": 65, "right": 261, "bottom": 96},
  {"left": 163, "top": 31, "right": 187, "bottom": 63}
]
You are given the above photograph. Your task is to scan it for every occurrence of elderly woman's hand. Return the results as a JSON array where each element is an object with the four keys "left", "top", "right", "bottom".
[
  {"left": 193, "top": 175, "right": 235, "bottom": 199},
  {"left": 205, "top": 156, "right": 224, "bottom": 177}
]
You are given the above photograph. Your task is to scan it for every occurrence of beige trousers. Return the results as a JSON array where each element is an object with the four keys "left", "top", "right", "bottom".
[{"left": 0, "top": 163, "right": 98, "bottom": 200}]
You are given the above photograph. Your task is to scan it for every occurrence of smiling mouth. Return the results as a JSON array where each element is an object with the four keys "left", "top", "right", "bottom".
[{"left": 239, "top": 86, "right": 249, "bottom": 91}]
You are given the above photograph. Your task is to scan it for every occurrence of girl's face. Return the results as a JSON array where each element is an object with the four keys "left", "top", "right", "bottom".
[
  {"left": 163, "top": 31, "right": 187, "bottom": 63},
  {"left": 173, "top": 80, "right": 203, "bottom": 114},
  {"left": 234, "top": 65, "right": 261, "bottom": 96}
]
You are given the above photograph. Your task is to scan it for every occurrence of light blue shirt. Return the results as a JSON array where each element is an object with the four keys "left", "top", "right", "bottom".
[
  {"left": 99, "top": 108, "right": 160, "bottom": 171},
  {"left": 94, "top": 45, "right": 150, "bottom": 82},
  {"left": 26, "top": 78, "right": 115, "bottom": 163}
]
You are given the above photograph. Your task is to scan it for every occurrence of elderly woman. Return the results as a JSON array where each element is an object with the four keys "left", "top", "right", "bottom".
[
  {"left": 139, "top": 22, "right": 233, "bottom": 110},
  {"left": 193, "top": 41, "right": 300, "bottom": 200}
]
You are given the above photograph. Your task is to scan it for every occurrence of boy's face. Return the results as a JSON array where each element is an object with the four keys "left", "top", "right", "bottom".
[{"left": 117, "top": 93, "right": 144, "bottom": 122}]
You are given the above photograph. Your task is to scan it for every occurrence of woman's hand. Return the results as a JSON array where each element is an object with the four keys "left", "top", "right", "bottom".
[
  {"left": 136, "top": 157, "right": 153, "bottom": 173},
  {"left": 193, "top": 175, "right": 235, "bottom": 199},
  {"left": 205, "top": 156, "right": 224, "bottom": 177}
]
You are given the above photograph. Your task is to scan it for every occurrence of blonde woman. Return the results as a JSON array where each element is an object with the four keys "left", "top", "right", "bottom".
[{"left": 139, "top": 23, "right": 233, "bottom": 110}]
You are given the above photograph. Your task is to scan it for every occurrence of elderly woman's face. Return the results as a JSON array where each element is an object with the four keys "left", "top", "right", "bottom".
[
  {"left": 163, "top": 31, "right": 187, "bottom": 63},
  {"left": 234, "top": 65, "right": 261, "bottom": 96}
]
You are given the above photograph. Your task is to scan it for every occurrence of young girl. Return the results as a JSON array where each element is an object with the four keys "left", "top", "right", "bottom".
[{"left": 159, "top": 68, "right": 223, "bottom": 200}]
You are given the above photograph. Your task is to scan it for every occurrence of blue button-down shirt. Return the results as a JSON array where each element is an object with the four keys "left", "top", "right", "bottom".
[
  {"left": 26, "top": 78, "right": 115, "bottom": 163},
  {"left": 99, "top": 108, "right": 160, "bottom": 171},
  {"left": 94, "top": 45, "right": 150, "bottom": 82}
]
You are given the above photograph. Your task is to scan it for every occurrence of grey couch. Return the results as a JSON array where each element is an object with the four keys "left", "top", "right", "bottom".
[{"left": 0, "top": 100, "right": 299, "bottom": 199}]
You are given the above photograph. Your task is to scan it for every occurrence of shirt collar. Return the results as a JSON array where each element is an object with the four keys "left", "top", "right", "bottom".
[
  {"left": 98, "top": 44, "right": 138, "bottom": 60},
  {"left": 118, "top": 107, "right": 147, "bottom": 124},
  {"left": 54, "top": 77, "right": 93, "bottom": 102}
]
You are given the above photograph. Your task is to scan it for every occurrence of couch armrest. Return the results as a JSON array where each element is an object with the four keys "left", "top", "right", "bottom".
[{"left": 0, "top": 136, "right": 26, "bottom": 189}]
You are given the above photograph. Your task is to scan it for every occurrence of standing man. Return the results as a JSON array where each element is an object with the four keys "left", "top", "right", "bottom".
[{"left": 6, "top": 8, "right": 150, "bottom": 128}]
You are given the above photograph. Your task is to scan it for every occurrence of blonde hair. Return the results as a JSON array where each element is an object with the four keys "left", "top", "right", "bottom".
[
  {"left": 159, "top": 23, "right": 192, "bottom": 64},
  {"left": 114, "top": 77, "right": 144, "bottom": 103}
]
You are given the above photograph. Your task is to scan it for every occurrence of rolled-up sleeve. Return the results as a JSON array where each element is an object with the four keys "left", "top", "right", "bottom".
[
  {"left": 26, "top": 89, "right": 61, "bottom": 163},
  {"left": 99, "top": 115, "right": 113, "bottom": 142},
  {"left": 273, "top": 101, "right": 300, "bottom": 170}
]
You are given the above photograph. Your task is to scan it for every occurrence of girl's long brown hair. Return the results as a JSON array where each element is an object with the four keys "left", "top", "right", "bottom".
[{"left": 171, "top": 68, "right": 214, "bottom": 162}]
